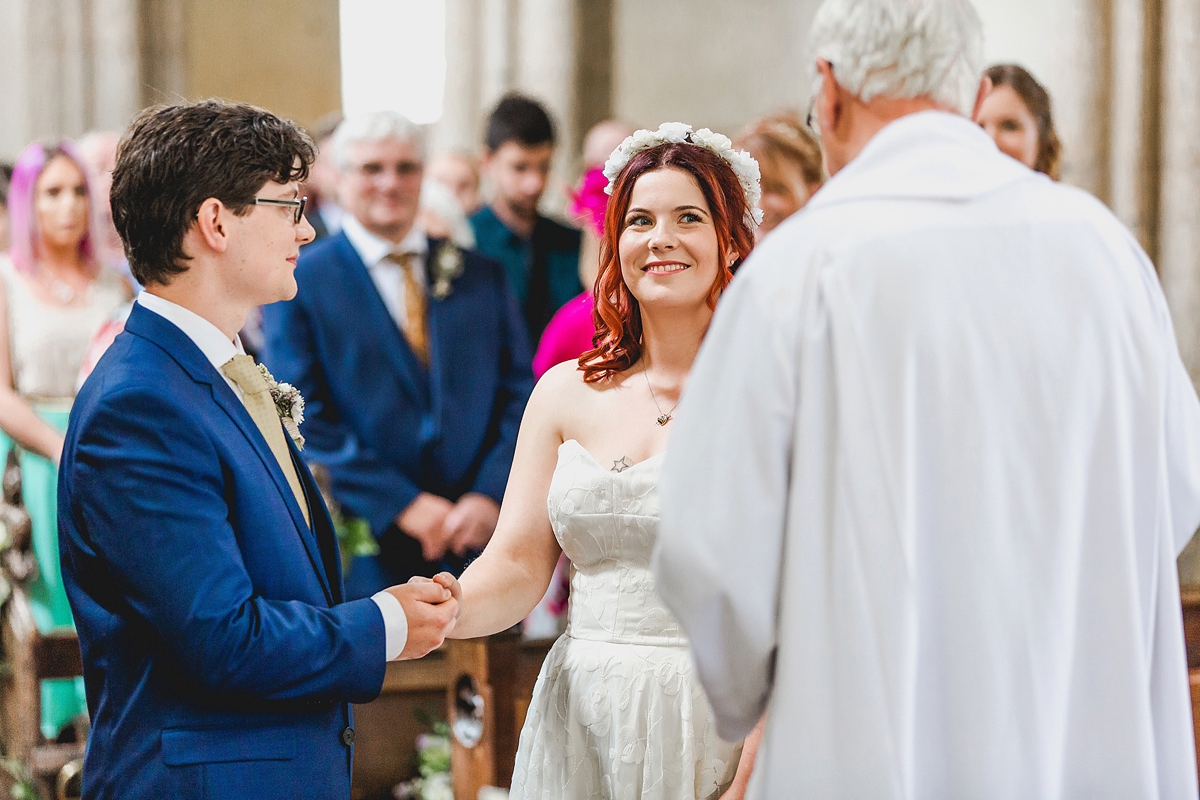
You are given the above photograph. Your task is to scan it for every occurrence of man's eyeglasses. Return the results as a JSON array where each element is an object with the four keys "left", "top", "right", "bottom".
[
  {"left": 253, "top": 196, "right": 307, "bottom": 225},
  {"left": 355, "top": 162, "right": 423, "bottom": 179}
]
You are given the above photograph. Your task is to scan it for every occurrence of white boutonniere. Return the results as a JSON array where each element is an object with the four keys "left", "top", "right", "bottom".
[
  {"left": 257, "top": 364, "right": 306, "bottom": 449},
  {"left": 429, "top": 242, "right": 465, "bottom": 300}
]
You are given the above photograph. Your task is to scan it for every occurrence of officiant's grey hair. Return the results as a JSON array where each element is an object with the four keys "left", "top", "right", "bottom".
[
  {"left": 809, "top": 0, "right": 984, "bottom": 116},
  {"left": 331, "top": 110, "right": 425, "bottom": 170}
]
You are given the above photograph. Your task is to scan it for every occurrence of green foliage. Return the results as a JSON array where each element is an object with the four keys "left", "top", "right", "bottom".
[
  {"left": 416, "top": 734, "right": 451, "bottom": 778},
  {"left": 1, "top": 759, "right": 42, "bottom": 800},
  {"left": 333, "top": 515, "right": 378, "bottom": 574},
  {"left": 395, "top": 706, "right": 454, "bottom": 800},
  {"left": 412, "top": 704, "right": 452, "bottom": 776}
]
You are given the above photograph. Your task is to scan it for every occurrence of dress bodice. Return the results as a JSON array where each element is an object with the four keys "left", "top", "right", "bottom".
[
  {"left": 0, "top": 255, "right": 127, "bottom": 399},
  {"left": 547, "top": 439, "right": 687, "bottom": 647},
  {"left": 514, "top": 439, "right": 736, "bottom": 799}
]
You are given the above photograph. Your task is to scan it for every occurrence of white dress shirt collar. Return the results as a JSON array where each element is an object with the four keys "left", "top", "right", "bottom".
[
  {"left": 136, "top": 292, "right": 246, "bottom": 397},
  {"left": 137, "top": 291, "right": 244, "bottom": 370},
  {"left": 341, "top": 214, "right": 428, "bottom": 268}
]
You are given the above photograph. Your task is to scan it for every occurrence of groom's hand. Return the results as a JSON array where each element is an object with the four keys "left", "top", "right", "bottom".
[{"left": 385, "top": 579, "right": 458, "bottom": 660}]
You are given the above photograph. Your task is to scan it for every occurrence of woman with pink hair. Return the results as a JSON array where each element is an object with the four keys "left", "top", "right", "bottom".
[{"left": 0, "top": 140, "right": 129, "bottom": 740}]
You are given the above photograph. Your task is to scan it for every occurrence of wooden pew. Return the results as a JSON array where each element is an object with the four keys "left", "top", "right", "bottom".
[
  {"left": 1183, "top": 587, "right": 1200, "bottom": 785},
  {"left": 0, "top": 593, "right": 86, "bottom": 800},
  {"left": 351, "top": 633, "right": 555, "bottom": 800},
  {"left": 0, "top": 448, "right": 86, "bottom": 800}
]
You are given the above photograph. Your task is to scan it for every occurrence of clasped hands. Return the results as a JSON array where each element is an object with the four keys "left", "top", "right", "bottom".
[
  {"left": 397, "top": 491, "right": 499, "bottom": 562},
  {"left": 385, "top": 572, "right": 463, "bottom": 660}
]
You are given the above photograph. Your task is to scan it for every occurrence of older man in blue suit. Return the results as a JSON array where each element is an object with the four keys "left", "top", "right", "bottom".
[
  {"left": 261, "top": 111, "right": 533, "bottom": 600},
  {"left": 58, "top": 101, "right": 459, "bottom": 800}
]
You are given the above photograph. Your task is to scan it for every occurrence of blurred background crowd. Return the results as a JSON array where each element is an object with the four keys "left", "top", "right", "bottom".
[{"left": 0, "top": 0, "right": 1196, "bottom": 796}]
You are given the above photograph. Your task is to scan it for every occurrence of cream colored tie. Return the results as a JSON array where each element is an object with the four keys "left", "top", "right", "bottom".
[
  {"left": 221, "top": 354, "right": 311, "bottom": 527},
  {"left": 392, "top": 250, "right": 429, "bottom": 367}
]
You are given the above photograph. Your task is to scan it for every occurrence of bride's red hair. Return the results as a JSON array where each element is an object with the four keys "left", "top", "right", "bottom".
[{"left": 578, "top": 142, "right": 755, "bottom": 383}]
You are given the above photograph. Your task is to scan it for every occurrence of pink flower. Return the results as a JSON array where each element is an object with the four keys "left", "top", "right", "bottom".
[{"left": 568, "top": 167, "right": 610, "bottom": 237}]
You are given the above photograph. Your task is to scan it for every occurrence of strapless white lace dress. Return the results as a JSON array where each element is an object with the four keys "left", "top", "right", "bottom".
[{"left": 509, "top": 440, "right": 737, "bottom": 800}]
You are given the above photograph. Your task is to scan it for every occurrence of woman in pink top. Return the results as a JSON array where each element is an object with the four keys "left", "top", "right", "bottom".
[{"left": 531, "top": 166, "right": 607, "bottom": 379}]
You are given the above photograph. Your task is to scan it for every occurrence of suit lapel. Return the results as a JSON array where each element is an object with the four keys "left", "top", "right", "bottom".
[
  {"left": 210, "top": 381, "right": 335, "bottom": 605},
  {"left": 289, "top": 436, "right": 342, "bottom": 604},
  {"left": 334, "top": 235, "right": 428, "bottom": 404},
  {"left": 125, "top": 305, "right": 335, "bottom": 605}
]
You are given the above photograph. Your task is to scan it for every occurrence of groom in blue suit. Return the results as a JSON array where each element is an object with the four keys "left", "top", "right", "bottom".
[
  {"left": 58, "top": 101, "right": 459, "bottom": 800},
  {"left": 261, "top": 111, "right": 533, "bottom": 599}
]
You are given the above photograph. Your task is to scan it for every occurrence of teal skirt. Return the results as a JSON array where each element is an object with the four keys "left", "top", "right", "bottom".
[{"left": 1, "top": 405, "right": 87, "bottom": 739}]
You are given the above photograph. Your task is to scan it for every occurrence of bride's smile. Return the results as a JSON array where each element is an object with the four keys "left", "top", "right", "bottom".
[{"left": 642, "top": 259, "right": 690, "bottom": 274}]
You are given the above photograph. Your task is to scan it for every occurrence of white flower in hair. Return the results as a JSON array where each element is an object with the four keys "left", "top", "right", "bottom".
[
  {"left": 657, "top": 121, "right": 692, "bottom": 143},
  {"left": 601, "top": 122, "right": 764, "bottom": 226}
]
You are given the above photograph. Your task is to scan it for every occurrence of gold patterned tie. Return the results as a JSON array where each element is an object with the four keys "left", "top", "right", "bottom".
[
  {"left": 221, "top": 354, "right": 311, "bottom": 527},
  {"left": 392, "top": 250, "right": 429, "bottom": 367}
]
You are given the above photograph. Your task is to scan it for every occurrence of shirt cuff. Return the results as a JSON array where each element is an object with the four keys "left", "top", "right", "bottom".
[{"left": 370, "top": 591, "right": 409, "bottom": 661}]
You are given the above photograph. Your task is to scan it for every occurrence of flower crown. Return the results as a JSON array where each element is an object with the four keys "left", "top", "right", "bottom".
[{"left": 602, "top": 122, "right": 764, "bottom": 226}]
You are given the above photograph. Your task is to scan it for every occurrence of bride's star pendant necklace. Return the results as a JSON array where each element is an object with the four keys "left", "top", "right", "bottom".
[{"left": 643, "top": 359, "right": 680, "bottom": 426}]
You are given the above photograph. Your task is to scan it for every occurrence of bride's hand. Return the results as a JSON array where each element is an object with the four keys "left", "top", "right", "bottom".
[
  {"left": 408, "top": 573, "right": 462, "bottom": 621},
  {"left": 430, "top": 572, "right": 462, "bottom": 621}
]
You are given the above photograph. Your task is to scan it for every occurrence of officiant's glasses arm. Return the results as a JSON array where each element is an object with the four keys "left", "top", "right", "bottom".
[
  {"left": 806, "top": 61, "right": 832, "bottom": 137},
  {"left": 253, "top": 196, "right": 307, "bottom": 224}
]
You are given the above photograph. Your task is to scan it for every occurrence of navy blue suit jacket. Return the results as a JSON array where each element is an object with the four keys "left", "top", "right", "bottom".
[
  {"left": 58, "top": 304, "right": 386, "bottom": 800},
  {"left": 259, "top": 233, "right": 533, "bottom": 545}
]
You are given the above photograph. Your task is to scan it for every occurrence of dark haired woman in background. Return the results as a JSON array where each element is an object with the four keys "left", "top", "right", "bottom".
[{"left": 977, "top": 64, "right": 1062, "bottom": 179}]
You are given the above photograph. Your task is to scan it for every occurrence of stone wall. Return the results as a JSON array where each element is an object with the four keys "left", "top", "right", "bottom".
[
  {"left": 0, "top": 0, "right": 340, "bottom": 160},
  {"left": 0, "top": 0, "right": 140, "bottom": 159}
]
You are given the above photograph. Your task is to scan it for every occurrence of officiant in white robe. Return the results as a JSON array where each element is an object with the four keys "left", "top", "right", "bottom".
[{"left": 654, "top": 0, "right": 1200, "bottom": 797}]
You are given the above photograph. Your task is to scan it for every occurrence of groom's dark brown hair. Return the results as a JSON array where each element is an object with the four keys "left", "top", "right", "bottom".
[{"left": 110, "top": 99, "right": 316, "bottom": 287}]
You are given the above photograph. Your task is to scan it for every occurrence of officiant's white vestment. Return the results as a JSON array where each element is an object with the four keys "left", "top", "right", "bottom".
[{"left": 655, "top": 111, "right": 1200, "bottom": 798}]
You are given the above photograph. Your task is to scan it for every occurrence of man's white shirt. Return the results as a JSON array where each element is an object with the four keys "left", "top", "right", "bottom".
[
  {"left": 136, "top": 291, "right": 409, "bottom": 661},
  {"left": 316, "top": 203, "right": 344, "bottom": 236},
  {"left": 341, "top": 213, "right": 428, "bottom": 330}
]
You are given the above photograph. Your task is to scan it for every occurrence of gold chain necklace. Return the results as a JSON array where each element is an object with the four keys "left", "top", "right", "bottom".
[{"left": 642, "top": 359, "right": 680, "bottom": 426}]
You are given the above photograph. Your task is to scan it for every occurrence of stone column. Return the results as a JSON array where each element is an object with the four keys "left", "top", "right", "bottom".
[
  {"left": 0, "top": 0, "right": 142, "bottom": 158},
  {"left": 434, "top": 0, "right": 484, "bottom": 155},
  {"left": 138, "top": 0, "right": 187, "bottom": 106},
  {"left": 1159, "top": 0, "right": 1200, "bottom": 384},
  {"left": 480, "top": 0, "right": 516, "bottom": 114},
  {"left": 0, "top": 0, "right": 35, "bottom": 158},
  {"left": 514, "top": 0, "right": 578, "bottom": 213},
  {"left": 1148, "top": 0, "right": 1200, "bottom": 582},
  {"left": 1051, "top": 0, "right": 1111, "bottom": 198},
  {"left": 92, "top": 0, "right": 141, "bottom": 131},
  {"left": 1108, "top": 0, "right": 1162, "bottom": 260}
]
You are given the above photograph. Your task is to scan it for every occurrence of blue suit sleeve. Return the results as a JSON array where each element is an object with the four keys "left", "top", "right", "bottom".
[
  {"left": 261, "top": 296, "right": 422, "bottom": 534},
  {"left": 68, "top": 385, "right": 388, "bottom": 703},
  {"left": 469, "top": 265, "right": 535, "bottom": 502}
]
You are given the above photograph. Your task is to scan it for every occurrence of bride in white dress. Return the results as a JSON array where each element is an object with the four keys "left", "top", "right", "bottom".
[{"left": 437, "top": 124, "right": 760, "bottom": 799}]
